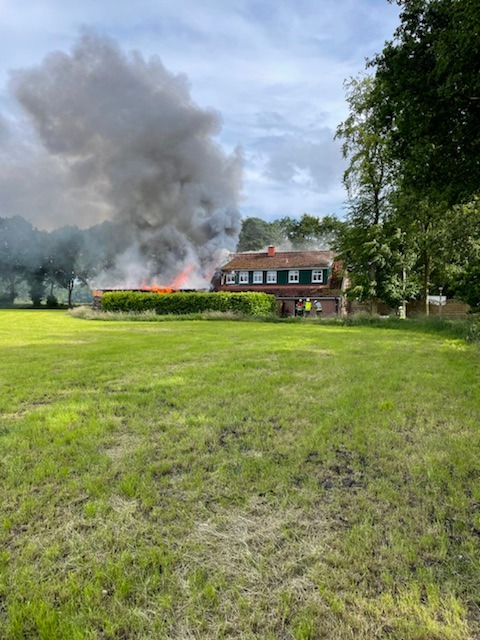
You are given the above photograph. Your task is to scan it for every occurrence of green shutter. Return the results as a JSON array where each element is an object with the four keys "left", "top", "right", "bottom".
[{"left": 300, "top": 270, "right": 310, "bottom": 285}]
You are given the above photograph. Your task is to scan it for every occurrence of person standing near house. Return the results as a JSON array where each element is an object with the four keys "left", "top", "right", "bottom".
[
  {"left": 295, "top": 298, "right": 304, "bottom": 316},
  {"left": 305, "top": 298, "right": 312, "bottom": 316},
  {"left": 314, "top": 299, "right": 323, "bottom": 316}
]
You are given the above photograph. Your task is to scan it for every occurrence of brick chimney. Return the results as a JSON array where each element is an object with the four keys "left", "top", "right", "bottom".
[{"left": 267, "top": 245, "right": 276, "bottom": 257}]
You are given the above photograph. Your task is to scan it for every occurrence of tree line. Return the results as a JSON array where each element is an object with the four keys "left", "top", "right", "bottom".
[{"left": 0, "top": 217, "right": 127, "bottom": 307}]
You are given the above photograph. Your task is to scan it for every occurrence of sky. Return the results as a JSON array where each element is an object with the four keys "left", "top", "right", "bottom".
[{"left": 0, "top": 0, "right": 401, "bottom": 229}]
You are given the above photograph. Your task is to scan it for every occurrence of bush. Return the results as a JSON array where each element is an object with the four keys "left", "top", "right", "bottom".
[
  {"left": 100, "top": 291, "right": 276, "bottom": 317},
  {"left": 46, "top": 295, "right": 60, "bottom": 309}
]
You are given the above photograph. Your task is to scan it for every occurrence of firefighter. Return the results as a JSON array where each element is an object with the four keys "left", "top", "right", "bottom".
[
  {"left": 305, "top": 298, "right": 312, "bottom": 316},
  {"left": 295, "top": 298, "right": 304, "bottom": 316}
]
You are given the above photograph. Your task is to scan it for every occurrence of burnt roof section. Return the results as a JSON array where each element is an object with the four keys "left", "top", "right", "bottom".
[{"left": 221, "top": 249, "right": 335, "bottom": 270}]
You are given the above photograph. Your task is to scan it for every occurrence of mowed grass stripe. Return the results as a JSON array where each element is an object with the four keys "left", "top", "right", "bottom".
[{"left": 0, "top": 310, "right": 479, "bottom": 639}]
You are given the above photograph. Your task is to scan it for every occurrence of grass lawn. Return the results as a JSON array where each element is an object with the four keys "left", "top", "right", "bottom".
[{"left": 1, "top": 310, "right": 479, "bottom": 639}]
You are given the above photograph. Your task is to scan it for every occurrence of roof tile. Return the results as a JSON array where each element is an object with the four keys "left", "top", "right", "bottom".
[{"left": 221, "top": 249, "right": 335, "bottom": 270}]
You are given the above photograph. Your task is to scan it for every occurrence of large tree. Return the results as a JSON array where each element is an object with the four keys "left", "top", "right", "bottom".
[
  {"left": 335, "top": 76, "right": 406, "bottom": 312},
  {"left": 373, "top": 0, "right": 480, "bottom": 207},
  {"left": 442, "top": 198, "right": 480, "bottom": 310},
  {"left": 0, "top": 216, "right": 39, "bottom": 304},
  {"left": 47, "top": 226, "right": 85, "bottom": 308},
  {"left": 236, "top": 217, "right": 283, "bottom": 252}
]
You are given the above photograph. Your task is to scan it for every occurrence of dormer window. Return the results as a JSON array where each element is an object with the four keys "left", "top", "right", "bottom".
[
  {"left": 312, "top": 269, "right": 323, "bottom": 283},
  {"left": 288, "top": 270, "right": 299, "bottom": 283},
  {"left": 267, "top": 271, "right": 277, "bottom": 283},
  {"left": 226, "top": 272, "right": 235, "bottom": 284},
  {"left": 253, "top": 271, "right": 263, "bottom": 284},
  {"left": 239, "top": 271, "right": 249, "bottom": 284}
]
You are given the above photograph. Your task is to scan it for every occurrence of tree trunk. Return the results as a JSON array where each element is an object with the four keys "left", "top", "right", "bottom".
[
  {"left": 68, "top": 280, "right": 74, "bottom": 308},
  {"left": 422, "top": 252, "right": 430, "bottom": 316},
  {"left": 369, "top": 264, "right": 378, "bottom": 314},
  {"left": 401, "top": 266, "right": 407, "bottom": 318},
  {"left": 8, "top": 273, "right": 16, "bottom": 304}
]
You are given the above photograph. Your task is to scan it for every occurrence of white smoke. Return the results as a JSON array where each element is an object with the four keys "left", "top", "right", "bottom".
[{"left": 6, "top": 30, "right": 243, "bottom": 287}]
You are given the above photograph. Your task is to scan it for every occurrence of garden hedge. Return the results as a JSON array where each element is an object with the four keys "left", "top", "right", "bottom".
[{"left": 100, "top": 291, "right": 276, "bottom": 316}]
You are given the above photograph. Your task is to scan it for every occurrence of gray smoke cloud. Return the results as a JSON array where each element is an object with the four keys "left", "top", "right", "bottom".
[{"left": 6, "top": 31, "right": 242, "bottom": 287}]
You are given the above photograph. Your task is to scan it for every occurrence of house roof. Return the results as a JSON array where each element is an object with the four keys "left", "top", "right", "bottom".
[{"left": 221, "top": 249, "right": 335, "bottom": 270}]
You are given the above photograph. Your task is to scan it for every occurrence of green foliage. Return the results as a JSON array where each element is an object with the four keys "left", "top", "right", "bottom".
[
  {"left": 453, "top": 266, "right": 480, "bottom": 312},
  {"left": 236, "top": 217, "right": 283, "bottom": 251},
  {"left": 373, "top": 0, "right": 480, "bottom": 206},
  {"left": 335, "top": 76, "right": 412, "bottom": 309},
  {"left": 45, "top": 295, "right": 60, "bottom": 309},
  {"left": 336, "top": 75, "right": 394, "bottom": 223},
  {"left": 337, "top": 15, "right": 480, "bottom": 312},
  {"left": 283, "top": 213, "right": 345, "bottom": 249},
  {"left": 0, "top": 216, "right": 40, "bottom": 304},
  {"left": 237, "top": 214, "right": 344, "bottom": 252},
  {"left": 100, "top": 291, "right": 276, "bottom": 316}
]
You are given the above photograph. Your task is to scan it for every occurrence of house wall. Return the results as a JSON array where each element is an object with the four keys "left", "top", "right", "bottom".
[
  {"left": 350, "top": 299, "right": 471, "bottom": 318},
  {"left": 318, "top": 299, "right": 338, "bottom": 315},
  {"left": 227, "top": 268, "right": 328, "bottom": 286},
  {"left": 278, "top": 297, "right": 339, "bottom": 317},
  {"left": 408, "top": 299, "right": 470, "bottom": 318}
]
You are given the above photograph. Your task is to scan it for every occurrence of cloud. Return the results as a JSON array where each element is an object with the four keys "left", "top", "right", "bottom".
[{"left": 259, "top": 131, "right": 344, "bottom": 191}]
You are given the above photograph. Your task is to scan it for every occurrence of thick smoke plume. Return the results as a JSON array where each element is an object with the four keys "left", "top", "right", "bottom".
[{"left": 7, "top": 31, "right": 242, "bottom": 287}]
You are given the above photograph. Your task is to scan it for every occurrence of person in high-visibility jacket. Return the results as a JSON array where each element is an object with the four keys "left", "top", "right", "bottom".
[{"left": 305, "top": 298, "right": 312, "bottom": 316}]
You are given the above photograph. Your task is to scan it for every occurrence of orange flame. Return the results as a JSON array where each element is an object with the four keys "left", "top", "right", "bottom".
[
  {"left": 171, "top": 264, "right": 195, "bottom": 289},
  {"left": 94, "top": 264, "right": 196, "bottom": 297}
]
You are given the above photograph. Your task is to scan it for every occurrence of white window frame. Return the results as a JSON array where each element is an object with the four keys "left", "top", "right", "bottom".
[
  {"left": 311, "top": 269, "right": 323, "bottom": 283},
  {"left": 253, "top": 271, "right": 263, "bottom": 284},
  {"left": 288, "top": 270, "right": 299, "bottom": 283},
  {"left": 266, "top": 270, "right": 277, "bottom": 284},
  {"left": 239, "top": 271, "right": 249, "bottom": 284},
  {"left": 226, "top": 271, "right": 235, "bottom": 285}
]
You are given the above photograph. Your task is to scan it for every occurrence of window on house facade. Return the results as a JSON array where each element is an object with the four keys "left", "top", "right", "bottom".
[
  {"left": 226, "top": 272, "right": 235, "bottom": 284},
  {"left": 312, "top": 269, "right": 323, "bottom": 283},
  {"left": 288, "top": 270, "right": 299, "bottom": 283},
  {"left": 239, "top": 271, "right": 249, "bottom": 284},
  {"left": 267, "top": 271, "right": 277, "bottom": 283},
  {"left": 253, "top": 271, "right": 263, "bottom": 284}
]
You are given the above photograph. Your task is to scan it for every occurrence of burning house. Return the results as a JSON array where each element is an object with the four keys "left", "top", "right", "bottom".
[{"left": 215, "top": 246, "right": 347, "bottom": 316}]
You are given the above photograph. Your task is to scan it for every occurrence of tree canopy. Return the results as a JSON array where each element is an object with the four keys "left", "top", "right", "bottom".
[
  {"left": 0, "top": 218, "right": 128, "bottom": 307},
  {"left": 373, "top": 0, "right": 480, "bottom": 206},
  {"left": 236, "top": 214, "right": 344, "bottom": 253}
]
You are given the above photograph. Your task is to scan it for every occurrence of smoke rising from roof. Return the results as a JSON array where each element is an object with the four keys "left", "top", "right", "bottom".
[{"left": 5, "top": 31, "right": 242, "bottom": 287}]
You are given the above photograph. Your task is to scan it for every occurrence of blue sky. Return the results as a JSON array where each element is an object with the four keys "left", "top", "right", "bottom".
[{"left": 0, "top": 0, "right": 400, "bottom": 227}]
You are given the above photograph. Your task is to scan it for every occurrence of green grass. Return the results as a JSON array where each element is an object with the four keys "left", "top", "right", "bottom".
[{"left": 1, "top": 309, "right": 480, "bottom": 639}]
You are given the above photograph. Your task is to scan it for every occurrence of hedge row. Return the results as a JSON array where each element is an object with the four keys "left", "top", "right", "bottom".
[{"left": 100, "top": 291, "right": 276, "bottom": 316}]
